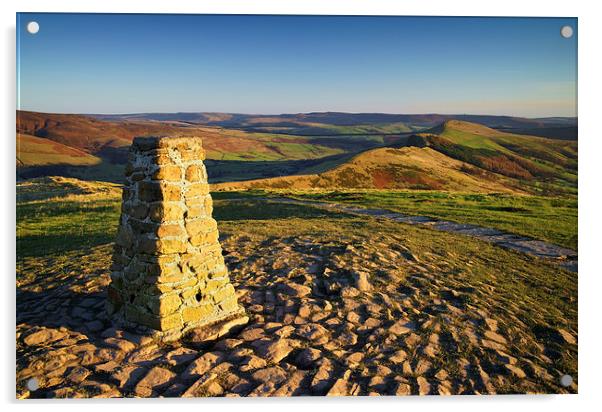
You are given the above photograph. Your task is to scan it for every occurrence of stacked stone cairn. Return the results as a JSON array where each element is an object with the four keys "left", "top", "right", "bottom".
[{"left": 107, "top": 136, "right": 247, "bottom": 342}]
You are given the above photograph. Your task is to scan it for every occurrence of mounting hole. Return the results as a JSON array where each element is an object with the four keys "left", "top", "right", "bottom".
[
  {"left": 27, "top": 378, "right": 39, "bottom": 391},
  {"left": 195, "top": 291, "right": 203, "bottom": 303},
  {"left": 26, "top": 21, "right": 40, "bottom": 34},
  {"left": 560, "top": 374, "right": 573, "bottom": 387},
  {"left": 560, "top": 25, "right": 573, "bottom": 39},
  {"left": 129, "top": 294, "right": 135, "bottom": 304}
]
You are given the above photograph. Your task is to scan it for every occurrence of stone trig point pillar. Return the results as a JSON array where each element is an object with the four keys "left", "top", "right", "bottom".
[{"left": 107, "top": 136, "right": 247, "bottom": 342}]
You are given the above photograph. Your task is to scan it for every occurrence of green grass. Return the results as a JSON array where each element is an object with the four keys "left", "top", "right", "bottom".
[
  {"left": 16, "top": 178, "right": 122, "bottom": 259},
  {"left": 205, "top": 152, "right": 359, "bottom": 183},
  {"left": 17, "top": 196, "right": 121, "bottom": 259},
  {"left": 212, "top": 199, "right": 350, "bottom": 221},
  {"left": 212, "top": 144, "right": 344, "bottom": 162},
  {"left": 14, "top": 181, "right": 347, "bottom": 261},
  {"left": 256, "top": 189, "right": 578, "bottom": 250},
  {"left": 18, "top": 175, "right": 576, "bottom": 265},
  {"left": 16, "top": 181, "right": 577, "bottom": 257},
  {"left": 302, "top": 123, "right": 416, "bottom": 135},
  {"left": 254, "top": 122, "right": 421, "bottom": 136},
  {"left": 440, "top": 128, "right": 507, "bottom": 151}
]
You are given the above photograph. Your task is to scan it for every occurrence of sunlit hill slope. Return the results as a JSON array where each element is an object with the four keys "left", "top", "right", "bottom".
[{"left": 214, "top": 120, "right": 577, "bottom": 195}]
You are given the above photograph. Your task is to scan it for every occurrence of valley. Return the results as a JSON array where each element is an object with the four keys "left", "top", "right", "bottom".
[{"left": 17, "top": 111, "right": 577, "bottom": 190}]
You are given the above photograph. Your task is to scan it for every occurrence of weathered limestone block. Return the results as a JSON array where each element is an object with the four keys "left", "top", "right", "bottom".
[{"left": 107, "top": 136, "right": 247, "bottom": 341}]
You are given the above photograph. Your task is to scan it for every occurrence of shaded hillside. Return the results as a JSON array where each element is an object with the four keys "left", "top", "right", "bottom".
[
  {"left": 496, "top": 126, "right": 577, "bottom": 141},
  {"left": 205, "top": 152, "right": 358, "bottom": 183},
  {"left": 213, "top": 146, "right": 520, "bottom": 193}
]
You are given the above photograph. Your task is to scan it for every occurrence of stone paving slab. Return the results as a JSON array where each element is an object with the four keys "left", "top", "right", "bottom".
[{"left": 16, "top": 231, "right": 578, "bottom": 398}]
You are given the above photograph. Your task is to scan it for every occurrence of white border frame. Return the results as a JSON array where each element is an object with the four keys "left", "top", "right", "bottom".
[{"left": 3, "top": 1, "right": 600, "bottom": 411}]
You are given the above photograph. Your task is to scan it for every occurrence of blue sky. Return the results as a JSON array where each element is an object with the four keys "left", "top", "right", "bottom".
[{"left": 17, "top": 14, "right": 577, "bottom": 117}]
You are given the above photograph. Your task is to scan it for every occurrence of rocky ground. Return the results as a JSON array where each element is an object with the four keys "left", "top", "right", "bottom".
[{"left": 16, "top": 199, "right": 578, "bottom": 398}]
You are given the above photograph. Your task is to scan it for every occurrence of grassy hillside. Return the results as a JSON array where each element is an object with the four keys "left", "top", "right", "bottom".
[
  {"left": 238, "top": 122, "right": 421, "bottom": 136},
  {"left": 496, "top": 126, "right": 577, "bottom": 141},
  {"left": 17, "top": 113, "right": 578, "bottom": 191},
  {"left": 16, "top": 177, "right": 122, "bottom": 257},
  {"left": 17, "top": 111, "right": 167, "bottom": 152},
  {"left": 17, "top": 134, "right": 101, "bottom": 167},
  {"left": 16, "top": 110, "right": 349, "bottom": 162},
  {"left": 214, "top": 146, "right": 520, "bottom": 193},
  {"left": 202, "top": 131, "right": 346, "bottom": 161},
  {"left": 206, "top": 152, "right": 358, "bottom": 183},
  {"left": 18, "top": 111, "right": 382, "bottom": 182},
  {"left": 415, "top": 120, "right": 577, "bottom": 195},
  {"left": 213, "top": 120, "right": 577, "bottom": 195}
]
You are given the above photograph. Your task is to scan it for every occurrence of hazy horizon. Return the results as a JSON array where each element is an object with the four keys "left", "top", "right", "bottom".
[
  {"left": 18, "top": 108, "right": 577, "bottom": 119},
  {"left": 17, "top": 14, "right": 577, "bottom": 118}
]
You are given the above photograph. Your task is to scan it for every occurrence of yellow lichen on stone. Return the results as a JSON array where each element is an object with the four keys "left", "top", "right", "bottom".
[{"left": 108, "top": 136, "right": 246, "bottom": 339}]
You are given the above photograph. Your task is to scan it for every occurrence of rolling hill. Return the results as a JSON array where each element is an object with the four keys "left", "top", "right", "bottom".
[
  {"left": 214, "top": 120, "right": 577, "bottom": 195},
  {"left": 94, "top": 111, "right": 576, "bottom": 131},
  {"left": 17, "top": 133, "right": 101, "bottom": 167},
  {"left": 16, "top": 111, "right": 353, "bottom": 161},
  {"left": 414, "top": 120, "right": 577, "bottom": 189},
  {"left": 92, "top": 111, "right": 577, "bottom": 141},
  {"left": 213, "top": 146, "right": 520, "bottom": 193},
  {"left": 16, "top": 111, "right": 368, "bottom": 182},
  {"left": 16, "top": 111, "right": 578, "bottom": 190},
  {"left": 17, "top": 111, "right": 167, "bottom": 153}
]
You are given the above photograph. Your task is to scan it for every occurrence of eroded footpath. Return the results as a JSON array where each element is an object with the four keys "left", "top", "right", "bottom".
[{"left": 238, "top": 197, "right": 577, "bottom": 273}]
